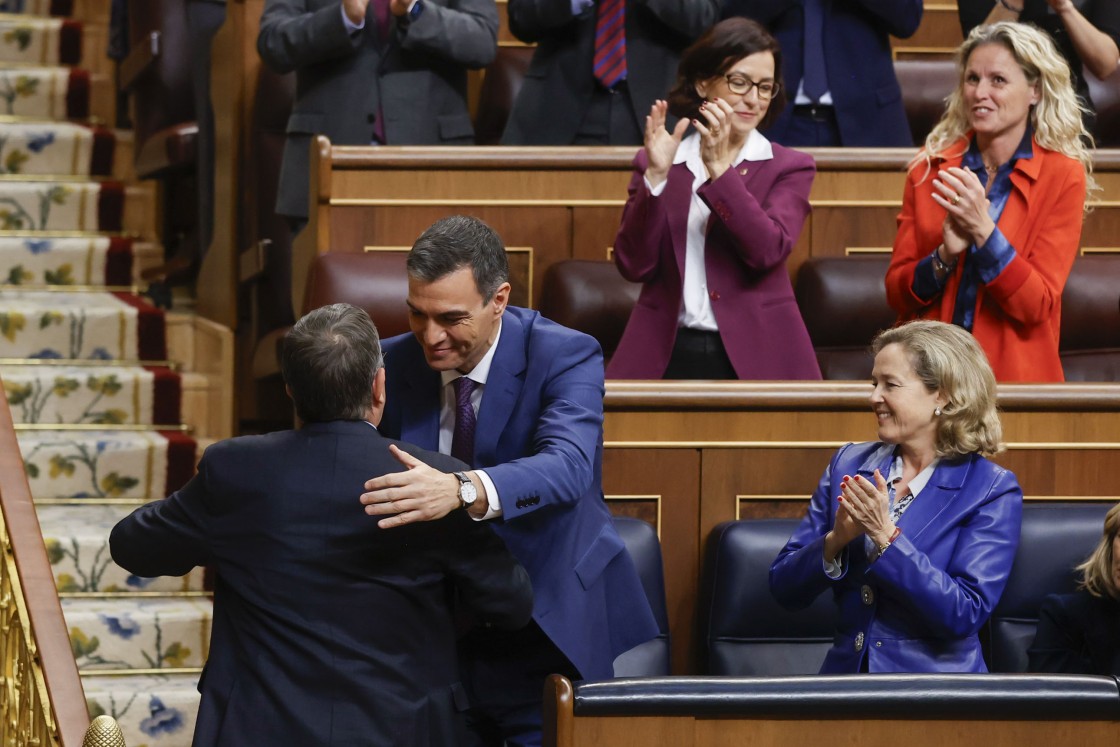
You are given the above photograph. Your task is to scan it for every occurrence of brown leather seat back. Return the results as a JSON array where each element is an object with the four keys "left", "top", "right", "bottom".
[
  {"left": 539, "top": 260, "right": 640, "bottom": 362},
  {"left": 894, "top": 59, "right": 958, "bottom": 147},
  {"left": 302, "top": 252, "right": 412, "bottom": 340},
  {"left": 474, "top": 46, "right": 534, "bottom": 145},
  {"left": 794, "top": 256, "right": 895, "bottom": 380},
  {"left": 1060, "top": 255, "right": 1120, "bottom": 381}
]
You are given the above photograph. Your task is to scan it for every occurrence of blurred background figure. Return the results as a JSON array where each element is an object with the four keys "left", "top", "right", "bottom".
[
  {"left": 885, "top": 22, "right": 1097, "bottom": 382},
  {"left": 958, "top": 0, "right": 1119, "bottom": 133},
  {"left": 721, "top": 0, "right": 922, "bottom": 146},
  {"left": 608, "top": 17, "right": 820, "bottom": 380},
  {"left": 771, "top": 321, "right": 1022, "bottom": 673},
  {"left": 258, "top": 0, "right": 498, "bottom": 228},
  {"left": 1029, "top": 501, "right": 1120, "bottom": 675},
  {"left": 501, "top": 0, "right": 718, "bottom": 145}
]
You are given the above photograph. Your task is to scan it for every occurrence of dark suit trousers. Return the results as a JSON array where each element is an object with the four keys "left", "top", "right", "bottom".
[
  {"left": 459, "top": 621, "right": 580, "bottom": 747},
  {"left": 572, "top": 83, "right": 642, "bottom": 146}
]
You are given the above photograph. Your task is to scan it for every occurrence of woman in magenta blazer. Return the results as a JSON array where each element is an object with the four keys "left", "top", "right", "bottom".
[{"left": 607, "top": 18, "right": 820, "bottom": 380}]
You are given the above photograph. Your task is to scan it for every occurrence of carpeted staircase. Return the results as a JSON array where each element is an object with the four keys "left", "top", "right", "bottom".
[{"left": 0, "top": 1, "right": 227, "bottom": 744}]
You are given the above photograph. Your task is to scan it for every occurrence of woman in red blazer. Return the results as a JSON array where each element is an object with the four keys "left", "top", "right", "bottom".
[
  {"left": 886, "top": 22, "right": 1097, "bottom": 382},
  {"left": 607, "top": 18, "right": 820, "bottom": 380}
]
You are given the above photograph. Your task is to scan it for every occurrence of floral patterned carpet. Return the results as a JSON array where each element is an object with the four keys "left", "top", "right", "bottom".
[{"left": 1, "top": 1, "right": 207, "bottom": 743}]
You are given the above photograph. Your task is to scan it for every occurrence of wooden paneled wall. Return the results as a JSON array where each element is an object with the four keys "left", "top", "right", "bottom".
[
  {"left": 293, "top": 141, "right": 1120, "bottom": 315},
  {"left": 600, "top": 382, "right": 1120, "bottom": 673}
]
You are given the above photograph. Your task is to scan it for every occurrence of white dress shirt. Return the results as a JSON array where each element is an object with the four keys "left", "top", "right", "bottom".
[
  {"left": 438, "top": 321, "right": 503, "bottom": 520},
  {"left": 645, "top": 129, "right": 775, "bottom": 331}
]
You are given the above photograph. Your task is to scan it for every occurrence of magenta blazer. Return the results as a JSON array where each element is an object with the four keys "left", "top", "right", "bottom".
[{"left": 607, "top": 144, "right": 822, "bottom": 380}]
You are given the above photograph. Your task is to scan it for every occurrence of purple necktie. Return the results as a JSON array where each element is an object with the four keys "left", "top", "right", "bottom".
[
  {"left": 451, "top": 377, "right": 477, "bottom": 466},
  {"left": 593, "top": 0, "right": 627, "bottom": 89},
  {"left": 802, "top": 0, "right": 827, "bottom": 102}
]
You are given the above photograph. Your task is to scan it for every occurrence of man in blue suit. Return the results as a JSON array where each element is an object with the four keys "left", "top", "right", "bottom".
[
  {"left": 110, "top": 303, "right": 533, "bottom": 746},
  {"left": 361, "top": 215, "right": 659, "bottom": 746},
  {"left": 723, "top": 0, "right": 922, "bottom": 146}
]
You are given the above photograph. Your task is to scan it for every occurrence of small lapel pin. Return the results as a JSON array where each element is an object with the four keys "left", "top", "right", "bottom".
[{"left": 739, "top": 167, "right": 749, "bottom": 176}]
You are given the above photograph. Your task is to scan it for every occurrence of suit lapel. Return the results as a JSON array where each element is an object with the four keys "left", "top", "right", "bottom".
[
  {"left": 999, "top": 140, "right": 1043, "bottom": 254},
  {"left": 896, "top": 455, "right": 973, "bottom": 544},
  {"left": 475, "top": 311, "right": 527, "bottom": 467}
]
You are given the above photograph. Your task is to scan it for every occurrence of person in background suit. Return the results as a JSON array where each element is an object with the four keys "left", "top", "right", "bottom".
[
  {"left": 501, "top": 0, "right": 719, "bottom": 145},
  {"left": 257, "top": 0, "right": 498, "bottom": 224},
  {"left": 360, "top": 215, "right": 659, "bottom": 746},
  {"left": 1029, "top": 501, "right": 1120, "bottom": 675},
  {"left": 608, "top": 17, "right": 820, "bottom": 380},
  {"left": 771, "top": 321, "right": 1022, "bottom": 673},
  {"left": 110, "top": 303, "right": 533, "bottom": 747},
  {"left": 722, "top": 0, "right": 922, "bottom": 146},
  {"left": 958, "top": 0, "right": 1119, "bottom": 132}
]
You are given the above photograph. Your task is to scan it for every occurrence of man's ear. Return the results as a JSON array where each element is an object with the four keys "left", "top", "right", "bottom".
[
  {"left": 368, "top": 367, "right": 388, "bottom": 427},
  {"left": 490, "top": 281, "right": 511, "bottom": 316}
]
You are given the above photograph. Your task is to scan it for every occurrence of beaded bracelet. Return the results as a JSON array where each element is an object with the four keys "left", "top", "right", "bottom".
[{"left": 932, "top": 246, "right": 958, "bottom": 275}]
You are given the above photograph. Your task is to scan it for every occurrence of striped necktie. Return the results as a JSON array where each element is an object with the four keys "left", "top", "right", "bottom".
[{"left": 593, "top": 0, "right": 627, "bottom": 89}]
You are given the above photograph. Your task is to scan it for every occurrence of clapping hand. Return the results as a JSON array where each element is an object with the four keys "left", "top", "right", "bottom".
[
  {"left": 643, "top": 99, "right": 688, "bottom": 189},
  {"left": 693, "top": 97, "right": 736, "bottom": 181}
]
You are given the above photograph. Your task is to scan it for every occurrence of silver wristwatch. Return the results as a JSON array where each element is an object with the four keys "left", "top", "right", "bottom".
[{"left": 453, "top": 471, "right": 477, "bottom": 509}]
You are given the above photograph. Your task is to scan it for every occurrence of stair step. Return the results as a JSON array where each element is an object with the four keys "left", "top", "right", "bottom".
[
  {"left": 63, "top": 595, "right": 212, "bottom": 671},
  {"left": 37, "top": 502, "right": 206, "bottom": 593},
  {"left": 0, "top": 235, "right": 132, "bottom": 286},
  {"left": 83, "top": 672, "right": 201, "bottom": 747},
  {"left": 0, "top": 120, "right": 109, "bottom": 177},
  {"left": 1, "top": 364, "right": 181, "bottom": 425},
  {"left": 0, "top": 289, "right": 164, "bottom": 360},
  {"left": 0, "top": 17, "right": 80, "bottom": 67},
  {"left": 17, "top": 429, "right": 191, "bottom": 501}
]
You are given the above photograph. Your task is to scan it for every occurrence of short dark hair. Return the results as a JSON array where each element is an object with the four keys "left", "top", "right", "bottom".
[
  {"left": 406, "top": 215, "right": 509, "bottom": 301},
  {"left": 280, "top": 303, "right": 383, "bottom": 423},
  {"left": 667, "top": 17, "right": 786, "bottom": 130}
]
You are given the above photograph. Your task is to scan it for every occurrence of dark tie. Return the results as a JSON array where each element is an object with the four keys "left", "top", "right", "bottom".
[
  {"left": 593, "top": 0, "right": 627, "bottom": 89},
  {"left": 373, "top": 0, "right": 391, "bottom": 44},
  {"left": 451, "top": 376, "right": 477, "bottom": 466},
  {"left": 802, "top": 0, "right": 827, "bottom": 102}
]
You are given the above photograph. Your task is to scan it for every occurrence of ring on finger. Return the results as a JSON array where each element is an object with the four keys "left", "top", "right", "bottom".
[{"left": 952, "top": 193, "right": 961, "bottom": 206}]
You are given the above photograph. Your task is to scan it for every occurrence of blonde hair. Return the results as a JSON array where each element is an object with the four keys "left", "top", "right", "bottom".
[
  {"left": 872, "top": 321, "right": 1003, "bottom": 458},
  {"left": 911, "top": 22, "right": 1097, "bottom": 205},
  {"left": 1076, "top": 502, "right": 1120, "bottom": 599}
]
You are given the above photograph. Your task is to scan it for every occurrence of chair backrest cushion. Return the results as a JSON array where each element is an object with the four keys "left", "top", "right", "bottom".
[
  {"left": 539, "top": 260, "right": 640, "bottom": 362},
  {"left": 988, "top": 502, "right": 1111, "bottom": 672},
  {"left": 611, "top": 516, "right": 671, "bottom": 677},
  {"left": 700, "top": 520, "right": 837, "bottom": 675},
  {"left": 302, "top": 252, "right": 411, "bottom": 339}
]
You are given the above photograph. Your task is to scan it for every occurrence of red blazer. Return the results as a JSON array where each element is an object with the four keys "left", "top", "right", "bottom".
[
  {"left": 886, "top": 136, "right": 1086, "bottom": 382},
  {"left": 607, "top": 143, "right": 821, "bottom": 380}
]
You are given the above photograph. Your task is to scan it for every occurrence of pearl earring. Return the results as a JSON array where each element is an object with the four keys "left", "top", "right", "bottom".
[{"left": 934, "top": 407, "right": 942, "bottom": 416}]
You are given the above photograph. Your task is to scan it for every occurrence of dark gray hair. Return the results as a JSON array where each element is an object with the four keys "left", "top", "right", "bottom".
[
  {"left": 406, "top": 215, "right": 509, "bottom": 301},
  {"left": 280, "top": 303, "right": 383, "bottom": 423}
]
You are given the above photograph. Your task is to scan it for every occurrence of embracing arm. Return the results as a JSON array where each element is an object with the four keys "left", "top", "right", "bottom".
[
  {"left": 109, "top": 463, "right": 215, "bottom": 578},
  {"left": 868, "top": 467, "right": 1023, "bottom": 639},
  {"left": 980, "top": 161, "right": 1085, "bottom": 327},
  {"left": 484, "top": 334, "right": 605, "bottom": 520},
  {"left": 257, "top": 0, "right": 364, "bottom": 74},
  {"left": 399, "top": 0, "right": 499, "bottom": 69},
  {"left": 441, "top": 515, "right": 535, "bottom": 628},
  {"left": 698, "top": 150, "right": 815, "bottom": 273}
]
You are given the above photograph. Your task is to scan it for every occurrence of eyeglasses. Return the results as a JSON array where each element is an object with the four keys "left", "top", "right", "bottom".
[{"left": 724, "top": 74, "right": 779, "bottom": 99}]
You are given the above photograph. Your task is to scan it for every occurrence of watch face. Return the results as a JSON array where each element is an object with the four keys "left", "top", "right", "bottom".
[{"left": 460, "top": 482, "right": 477, "bottom": 505}]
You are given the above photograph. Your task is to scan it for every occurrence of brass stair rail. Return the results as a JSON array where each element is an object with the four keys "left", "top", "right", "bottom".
[{"left": 0, "top": 385, "right": 90, "bottom": 745}]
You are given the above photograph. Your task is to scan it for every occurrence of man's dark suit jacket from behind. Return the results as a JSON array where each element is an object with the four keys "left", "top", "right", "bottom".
[
  {"left": 109, "top": 420, "right": 533, "bottom": 747},
  {"left": 379, "top": 307, "right": 659, "bottom": 680}
]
